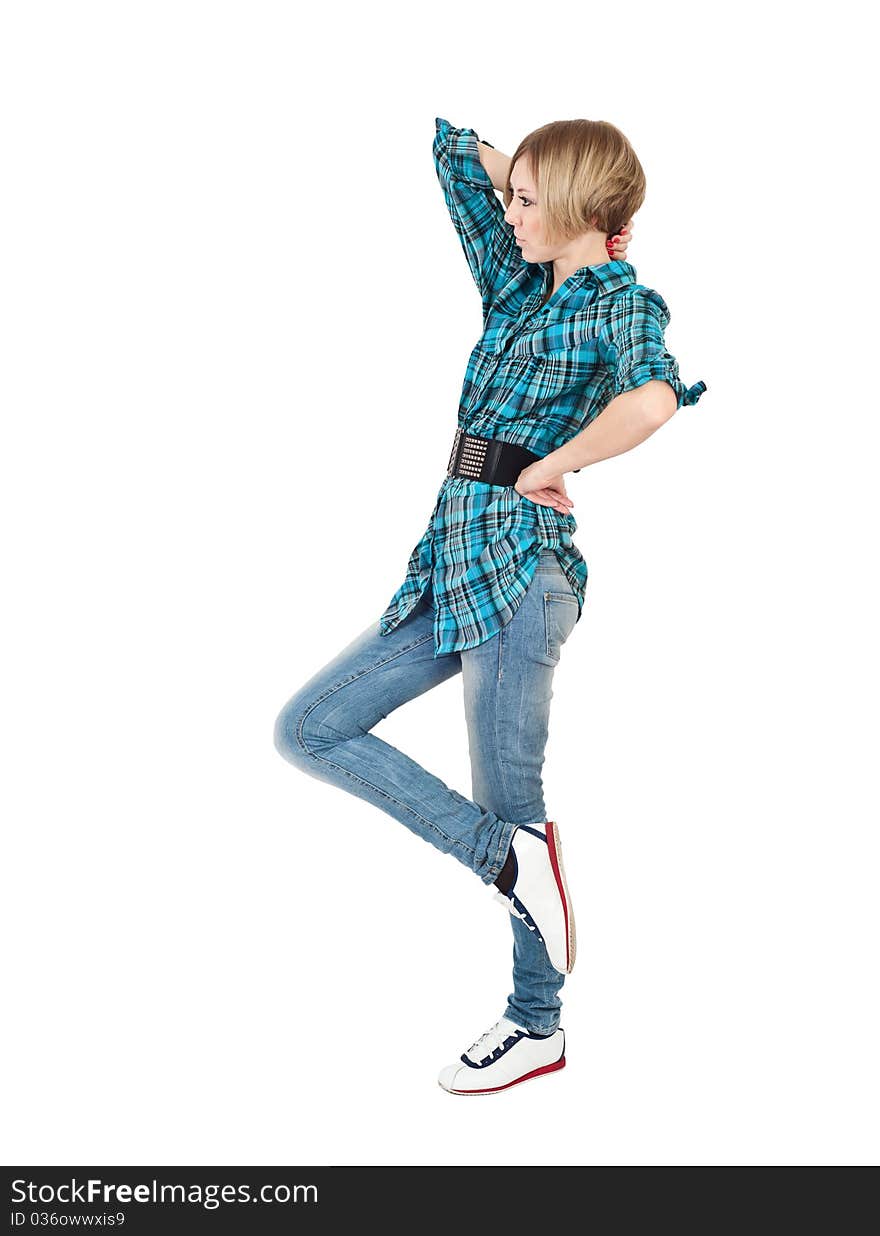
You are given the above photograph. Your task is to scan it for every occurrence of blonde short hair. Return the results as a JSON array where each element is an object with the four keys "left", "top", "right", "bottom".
[{"left": 503, "top": 119, "right": 646, "bottom": 244}]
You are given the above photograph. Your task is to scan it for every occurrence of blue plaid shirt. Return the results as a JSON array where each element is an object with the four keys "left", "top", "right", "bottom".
[{"left": 379, "top": 116, "right": 707, "bottom": 656}]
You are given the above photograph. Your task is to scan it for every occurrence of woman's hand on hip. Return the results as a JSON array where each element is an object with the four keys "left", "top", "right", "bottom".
[{"left": 514, "top": 463, "right": 574, "bottom": 515}]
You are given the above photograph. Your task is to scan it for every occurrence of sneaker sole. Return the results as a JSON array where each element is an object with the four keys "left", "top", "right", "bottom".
[
  {"left": 439, "top": 1056, "right": 566, "bottom": 1096},
  {"left": 546, "top": 820, "right": 576, "bottom": 973}
]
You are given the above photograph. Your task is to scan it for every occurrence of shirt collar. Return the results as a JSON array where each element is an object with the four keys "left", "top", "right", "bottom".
[{"left": 539, "top": 258, "right": 637, "bottom": 297}]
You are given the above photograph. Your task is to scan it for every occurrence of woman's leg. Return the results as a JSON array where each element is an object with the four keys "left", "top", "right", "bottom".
[
  {"left": 460, "top": 549, "right": 580, "bottom": 1035},
  {"left": 272, "top": 587, "right": 520, "bottom": 881}
]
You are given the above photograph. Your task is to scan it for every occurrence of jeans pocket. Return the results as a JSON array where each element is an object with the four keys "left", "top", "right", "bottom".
[{"left": 543, "top": 591, "right": 579, "bottom": 663}]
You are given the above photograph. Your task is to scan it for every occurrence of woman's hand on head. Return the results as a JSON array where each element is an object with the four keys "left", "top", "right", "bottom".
[{"left": 606, "top": 218, "right": 634, "bottom": 260}]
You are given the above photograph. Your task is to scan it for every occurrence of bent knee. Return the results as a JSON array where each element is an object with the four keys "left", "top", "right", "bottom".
[
  {"left": 273, "top": 692, "right": 315, "bottom": 766},
  {"left": 273, "top": 688, "right": 351, "bottom": 766}
]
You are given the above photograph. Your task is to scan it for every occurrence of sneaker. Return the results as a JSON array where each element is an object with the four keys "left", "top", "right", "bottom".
[
  {"left": 437, "top": 1016, "right": 566, "bottom": 1095},
  {"left": 494, "top": 821, "right": 576, "bottom": 974}
]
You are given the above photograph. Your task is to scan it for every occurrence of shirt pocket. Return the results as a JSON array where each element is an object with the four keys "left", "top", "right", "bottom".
[{"left": 508, "top": 323, "right": 603, "bottom": 386}]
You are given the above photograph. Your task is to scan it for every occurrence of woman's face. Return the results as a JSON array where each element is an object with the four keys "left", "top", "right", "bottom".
[
  {"left": 504, "top": 157, "right": 547, "bottom": 260},
  {"left": 505, "top": 155, "right": 604, "bottom": 264}
]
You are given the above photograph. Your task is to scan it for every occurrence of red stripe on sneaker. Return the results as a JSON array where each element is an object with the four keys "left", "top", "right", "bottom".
[
  {"left": 545, "top": 820, "right": 571, "bottom": 970},
  {"left": 451, "top": 1056, "right": 566, "bottom": 1095}
]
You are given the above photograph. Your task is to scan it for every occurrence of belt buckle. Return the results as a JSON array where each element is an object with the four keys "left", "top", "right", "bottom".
[{"left": 456, "top": 433, "right": 490, "bottom": 480}]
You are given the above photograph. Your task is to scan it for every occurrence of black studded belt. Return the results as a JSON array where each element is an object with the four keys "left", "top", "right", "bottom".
[{"left": 445, "top": 426, "right": 541, "bottom": 486}]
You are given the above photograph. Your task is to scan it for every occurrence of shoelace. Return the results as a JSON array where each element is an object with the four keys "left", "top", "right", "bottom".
[
  {"left": 466, "top": 1018, "right": 519, "bottom": 1061},
  {"left": 494, "top": 891, "right": 543, "bottom": 940}
]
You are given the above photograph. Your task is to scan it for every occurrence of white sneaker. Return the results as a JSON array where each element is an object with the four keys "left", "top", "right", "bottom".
[
  {"left": 438, "top": 1016, "right": 566, "bottom": 1095},
  {"left": 494, "top": 821, "right": 576, "bottom": 974}
]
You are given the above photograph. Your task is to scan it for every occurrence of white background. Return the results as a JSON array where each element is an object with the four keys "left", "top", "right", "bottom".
[{"left": 2, "top": 0, "right": 877, "bottom": 1168}]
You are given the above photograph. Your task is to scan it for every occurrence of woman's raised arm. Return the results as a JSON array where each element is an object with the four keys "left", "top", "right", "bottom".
[
  {"left": 432, "top": 117, "right": 522, "bottom": 324},
  {"left": 476, "top": 140, "right": 512, "bottom": 193}
]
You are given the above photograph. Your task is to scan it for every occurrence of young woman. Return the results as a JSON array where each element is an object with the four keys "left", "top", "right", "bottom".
[{"left": 274, "top": 116, "right": 707, "bottom": 1096}]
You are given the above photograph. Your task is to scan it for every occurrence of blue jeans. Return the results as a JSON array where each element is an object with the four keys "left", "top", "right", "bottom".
[{"left": 273, "top": 548, "right": 579, "bottom": 1034}]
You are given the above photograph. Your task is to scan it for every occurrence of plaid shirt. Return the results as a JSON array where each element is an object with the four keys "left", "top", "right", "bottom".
[{"left": 378, "top": 116, "right": 707, "bottom": 656}]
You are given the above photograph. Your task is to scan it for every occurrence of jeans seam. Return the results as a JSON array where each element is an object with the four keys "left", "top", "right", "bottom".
[
  {"left": 294, "top": 632, "right": 436, "bottom": 749},
  {"left": 293, "top": 747, "right": 479, "bottom": 862},
  {"left": 482, "top": 592, "right": 546, "bottom": 881},
  {"left": 292, "top": 630, "right": 435, "bottom": 760},
  {"left": 488, "top": 630, "right": 508, "bottom": 879}
]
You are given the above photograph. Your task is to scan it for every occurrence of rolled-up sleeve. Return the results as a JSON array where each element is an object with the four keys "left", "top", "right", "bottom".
[
  {"left": 433, "top": 116, "right": 522, "bottom": 322},
  {"left": 601, "top": 286, "right": 707, "bottom": 409}
]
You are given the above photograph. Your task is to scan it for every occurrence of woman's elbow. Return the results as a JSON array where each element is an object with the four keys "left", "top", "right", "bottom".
[{"left": 641, "top": 379, "right": 679, "bottom": 425}]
